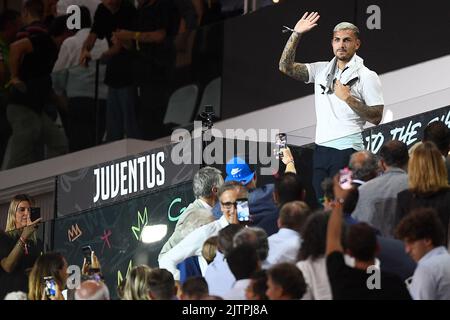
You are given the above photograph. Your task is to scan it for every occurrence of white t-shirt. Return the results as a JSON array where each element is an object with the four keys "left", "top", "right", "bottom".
[{"left": 305, "top": 57, "right": 384, "bottom": 150}]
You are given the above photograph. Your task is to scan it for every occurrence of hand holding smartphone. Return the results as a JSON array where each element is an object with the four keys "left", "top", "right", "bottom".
[{"left": 275, "top": 133, "right": 287, "bottom": 160}]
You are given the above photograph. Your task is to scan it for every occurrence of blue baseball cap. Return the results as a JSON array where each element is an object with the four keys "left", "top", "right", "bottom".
[{"left": 225, "top": 157, "right": 255, "bottom": 185}]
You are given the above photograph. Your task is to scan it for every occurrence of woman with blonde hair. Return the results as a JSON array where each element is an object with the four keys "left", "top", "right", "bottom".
[
  {"left": 0, "top": 194, "right": 42, "bottom": 299},
  {"left": 28, "top": 252, "right": 68, "bottom": 300},
  {"left": 396, "top": 141, "right": 450, "bottom": 245},
  {"left": 122, "top": 265, "right": 153, "bottom": 300}
]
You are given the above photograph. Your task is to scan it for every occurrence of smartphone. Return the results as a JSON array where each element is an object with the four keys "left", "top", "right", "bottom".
[
  {"left": 30, "top": 207, "right": 41, "bottom": 222},
  {"left": 43, "top": 276, "right": 56, "bottom": 298},
  {"left": 82, "top": 246, "right": 92, "bottom": 265},
  {"left": 339, "top": 168, "right": 353, "bottom": 190},
  {"left": 236, "top": 200, "right": 250, "bottom": 222}
]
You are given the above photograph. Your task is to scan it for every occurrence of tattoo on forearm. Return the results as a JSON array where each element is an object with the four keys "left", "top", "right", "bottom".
[
  {"left": 279, "top": 33, "right": 309, "bottom": 82},
  {"left": 346, "top": 97, "right": 383, "bottom": 125}
]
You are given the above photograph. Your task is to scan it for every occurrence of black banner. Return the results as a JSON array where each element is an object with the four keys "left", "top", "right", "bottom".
[{"left": 57, "top": 144, "right": 199, "bottom": 217}]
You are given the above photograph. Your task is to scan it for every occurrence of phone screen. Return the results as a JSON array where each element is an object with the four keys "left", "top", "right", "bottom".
[
  {"left": 44, "top": 276, "right": 56, "bottom": 298},
  {"left": 339, "top": 168, "right": 353, "bottom": 190},
  {"left": 236, "top": 200, "right": 250, "bottom": 222},
  {"left": 30, "top": 207, "right": 41, "bottom": 222},
  {"left": 82, "top": 246, "right": 92, "bottom": 265}
]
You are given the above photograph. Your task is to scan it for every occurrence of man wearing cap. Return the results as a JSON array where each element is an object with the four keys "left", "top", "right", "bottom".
[{"left": 212, "top": 148, "right": 296, "bottom": 236}]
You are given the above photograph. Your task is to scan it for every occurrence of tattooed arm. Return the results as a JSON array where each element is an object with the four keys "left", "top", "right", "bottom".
[{"left": 279, "top": 12, "right": 320, "bottom": 82}]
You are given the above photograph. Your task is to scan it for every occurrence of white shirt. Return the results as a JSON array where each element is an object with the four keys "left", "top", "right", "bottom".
[
  {"left": 305, "top": 55, "right": 384, "bottom": 149},
  {"left": 223, "top": 279, "right": 251, "bottom": 300},
  {"left": 409, "top": 246, "right": 450, "bottom": 300},
  {"left": 296, "top": 256, "right": 332, "bottom": 300},
  {"left": 264, "top": 228, "right": 302, "bottom": 268},
  {"left": 57, "top": 0, "right": 101, "bottom": 20},
  {"left": 198, "top": 198, "right": 213, "bottom": 211},
  {"left": 159, "top": 216, "right": 229, "bottom": 280},
  {"left": 204, "top": 251, "right": 235, "bottom": 297}
]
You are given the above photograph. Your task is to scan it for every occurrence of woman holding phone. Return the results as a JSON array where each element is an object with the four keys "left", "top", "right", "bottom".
[{"left": 0, "top": 194, "right": 43, "bottom": 299}]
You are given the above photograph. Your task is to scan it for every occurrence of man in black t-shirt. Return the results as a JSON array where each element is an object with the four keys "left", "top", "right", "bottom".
[
  {"left": 325, "top": 175, "right": 411, "bottom": 300},
  {"left": 81, "top": 0, "right": 140, "bottom": 142},
  {"left": 2, "top": 14, "right": 69, "bottom": 170}
]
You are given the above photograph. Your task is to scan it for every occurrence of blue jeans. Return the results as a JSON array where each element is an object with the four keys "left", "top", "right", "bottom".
[{"left": 313, "top": 145, "right": 356, "bottom": 203}]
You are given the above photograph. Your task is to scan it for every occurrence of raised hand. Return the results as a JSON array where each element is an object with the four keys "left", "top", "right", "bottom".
[{"left": 294, "top": 12, "right": 320, "bottom": 34}]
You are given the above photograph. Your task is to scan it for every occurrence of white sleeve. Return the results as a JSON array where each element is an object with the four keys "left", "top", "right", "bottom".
[
  {"left": 158, "top": 224, "right": 209, "bottom": 281},
  {"left": 361, "top": 71, "right": 384, "bottom": 106},
  {"left": 305, "top": 62, "right": 328, "bottom": 84}
]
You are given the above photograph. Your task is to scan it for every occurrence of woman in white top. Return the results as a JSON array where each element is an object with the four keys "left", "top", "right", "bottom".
[{"left": 296, "top": 212, "right": 332, "bottom": 300}]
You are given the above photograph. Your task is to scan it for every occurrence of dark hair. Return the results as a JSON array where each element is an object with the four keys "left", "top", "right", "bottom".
[
  {"left": 217, "top": 224, "right": 244, "bottom": 255},
  {"left": 395, "top": 208, "right": 445, "bottom": 247},
  {"left": 423, "top": 121, "right": 450, "bottom": 155},
  {"left": 379, "top": 140, "right": 409, "bottom": 168},
  {"left": 321, "top": 178, "right": 334, "bottom": 201},
  {"left": 0, "top": 10, "right": 20, "bottom": 31},
  {"left": 226, "top": 245, "right": 258, "bottom": 280},
  {"left": 298, "top": 211, "right": 328, "bottom": 260},
  {"left": 274, "top": 173, "right": 305, "bottom": 205},
  {"left": 249, "top": 270, "right": 268, "bottom": 300},
  {"left": 267, "top": 263, "right": 306, "bottom": 299},
  {"left": 23, "top": 0, "right": 45, "bottom": 19},
  {"left": 148, "top": 269, "right": 176, "bottom": 300},
  {"left": 278, "top": 201, "right": 310, "bottom": 232},
  {"left": 79, "top": 6, "right": 92, "bottom": 29},
  {"left": 347, "top": 223, "right": 377, "bottom": 261},
  {"left": 182, "top": 277, "right": 209, "bottom": 299}
]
